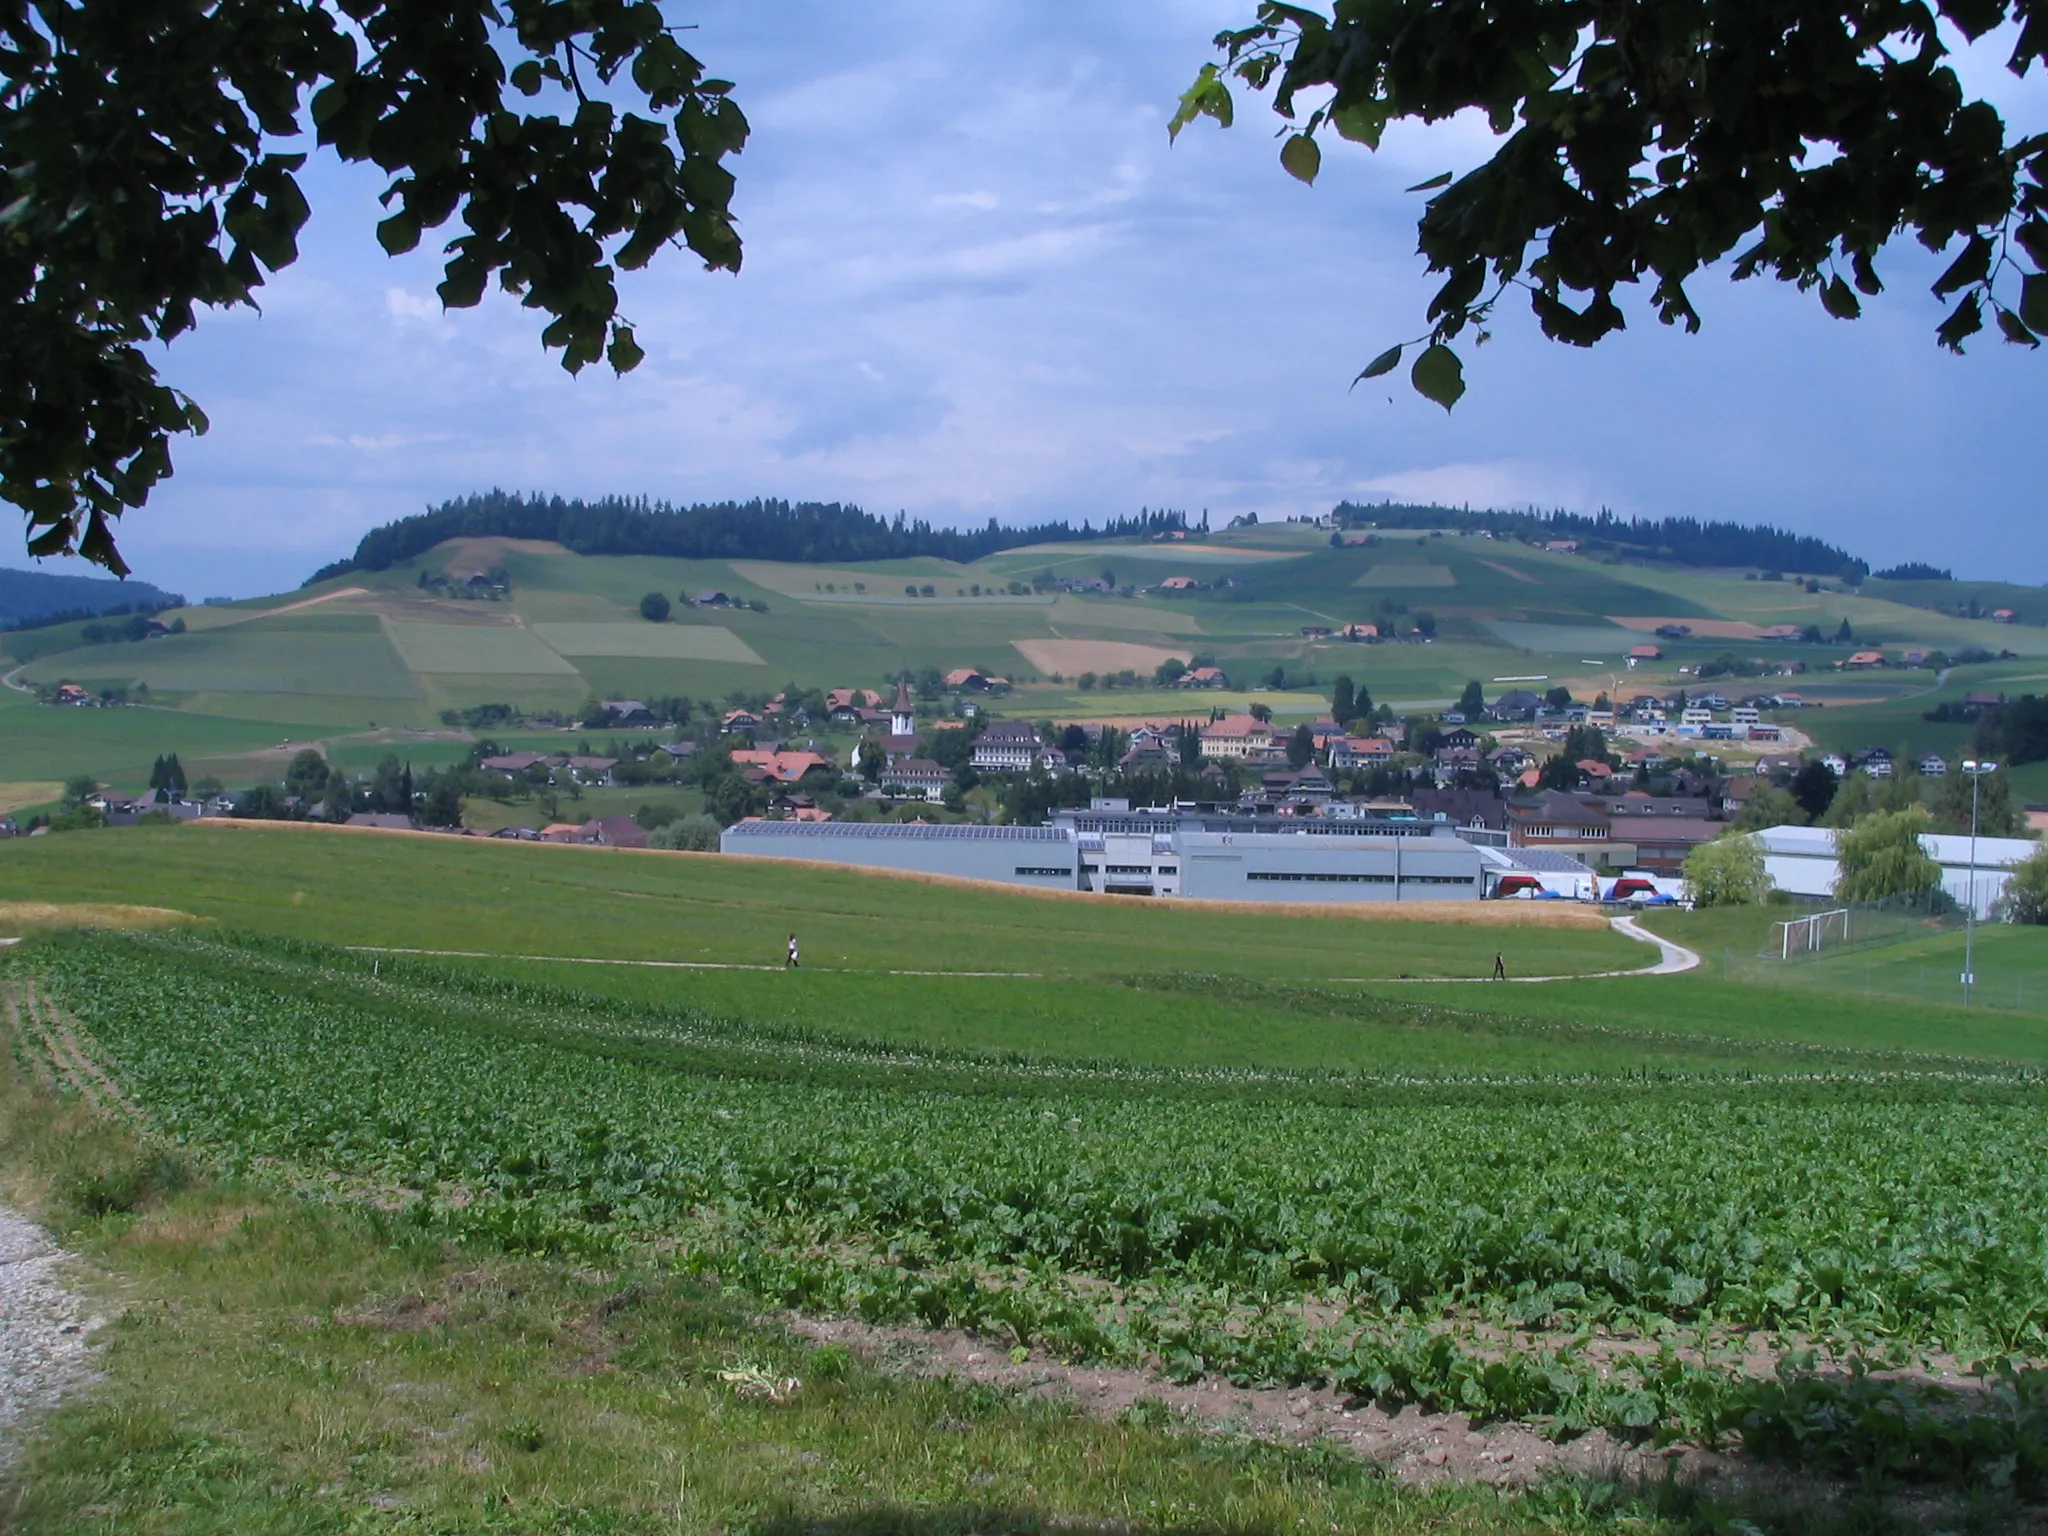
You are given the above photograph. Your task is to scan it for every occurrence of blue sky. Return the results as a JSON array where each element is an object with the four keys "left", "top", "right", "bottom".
[{"left": 12, "top": 2, "right": 2047, "bottom": 598}]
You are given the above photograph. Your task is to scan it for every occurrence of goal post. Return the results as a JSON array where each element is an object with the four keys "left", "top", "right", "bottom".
[{"left": 1771, "top": 908, "right": 1849, "bottom": 960}]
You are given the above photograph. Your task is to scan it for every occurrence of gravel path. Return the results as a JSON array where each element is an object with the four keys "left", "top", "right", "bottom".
[{"left": 0, "top": 1204, "right": 100, "bottom": 1472}]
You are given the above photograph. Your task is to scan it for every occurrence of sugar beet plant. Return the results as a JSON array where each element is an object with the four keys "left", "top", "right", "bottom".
[{"left": 13, "top": 931, "right": 2048, "bottom": 1473}]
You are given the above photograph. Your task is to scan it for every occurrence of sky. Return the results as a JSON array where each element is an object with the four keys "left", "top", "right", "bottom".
[{"left": 10, "top": 1, "right": 2047, "bottom": 598}]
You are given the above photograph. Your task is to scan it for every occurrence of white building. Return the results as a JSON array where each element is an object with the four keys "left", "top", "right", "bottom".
[
  {"left": 970, "top": 720, "right": 1045, "bottom": 772},
  {"left": 1750, "top": 824, "right": 2040, "bottom": 919}
]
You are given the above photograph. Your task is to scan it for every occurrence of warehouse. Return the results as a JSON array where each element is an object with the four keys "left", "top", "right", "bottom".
[{"left": 720, "top": 811, "right": 1488, "bottom": 903}]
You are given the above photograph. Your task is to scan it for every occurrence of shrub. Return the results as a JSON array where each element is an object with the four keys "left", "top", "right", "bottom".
[
  {"left": 1998, "top": 846, "right": 2048, "bottom": 924},
  {"left": 648, "top": 814, "right": 723, "bottom": 852},
  {"left": 1834, "top": 807, "right": 1941, "bottom": 903},
  {"left": 639, "top": 592, "right": 671, "bottom": 623}
]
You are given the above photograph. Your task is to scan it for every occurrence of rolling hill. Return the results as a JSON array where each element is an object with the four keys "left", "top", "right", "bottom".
[{"left": 5, "top": 519, "right": 2045, "bottom": 803}]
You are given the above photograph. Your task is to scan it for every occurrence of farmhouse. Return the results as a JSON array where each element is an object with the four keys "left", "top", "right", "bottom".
[
  {"left": 602, "top": 700, "right": 656, "bottom": 725},
  {"left": 1155, "top": 575, "right": 1201, "bottom": 592},
  {"left": 1179, "top": 666, "right": 1228, "bottom": 688},
  {"left": 1626, "top": 645, "right": 1662, "bottom": 661},
  {"left": 1844, "top": 651, "right": 1887, "bottom": 670},
  {"left": 729, "top": 749, "right": 833, "bottom": 784}
]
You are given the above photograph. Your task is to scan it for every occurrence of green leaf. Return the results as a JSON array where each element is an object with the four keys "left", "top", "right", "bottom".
[
  {"left": 1410, "top": 344, "right": 1465, "bottom": 411},
  {"left": 607, "top": 324, "right": 645, "bottom": 374},
  {"left": 1994, "top": 306, "right": 2039, "bottom": 347},
  {"left": 1279, "top": 133, "right": 1321, "bottom": 185},
  {"left": 1168, "top": 65, "right": 1232, "bottom": 142},
  {"left": 1932, "top": 234, "right": 1992, "bottom": 299},
  {"left": 2021, "top": 273, "right": 2048, "bottom": 334},
  {"left": 511, "top": 60, "right": 543, "bottom": 97},
  {"left": 376, "top": 210, "right": 421, "bottom": 256},
  {"left": 1406, "top": 171, "right": 1452, "bottom": 192},
  {"left": 1352, "top": 344, "right": 1402, "bottom": 385},
  {"left": 1820, "top": 277, "right": 1861, "bottom": 320},
  {"left": 1331, "top": 100, "right": 1386, "bottom": 148}
]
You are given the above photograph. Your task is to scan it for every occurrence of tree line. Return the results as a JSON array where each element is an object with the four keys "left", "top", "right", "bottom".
[
  {"left": 1334, "top": 503, "right": 1867, "bottom": 578},
  {"left": 308, "top": 493, "right": 1198, "bottom": 583}
]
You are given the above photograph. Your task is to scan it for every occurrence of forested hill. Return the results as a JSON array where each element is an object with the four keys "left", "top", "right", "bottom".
[
  {"left": 1335, "top": 503, "right": 1867, "bottom": 578},
  {"left": 307, "top": 493, "right": 1197, "bottom": 583},
  {"left": 0, "top": 567, "right": 184, "bottom": 631}
]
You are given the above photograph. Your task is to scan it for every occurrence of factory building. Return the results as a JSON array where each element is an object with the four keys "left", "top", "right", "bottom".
[{"left": 720, "top": 809, "right": 1513, "bottom": 903}]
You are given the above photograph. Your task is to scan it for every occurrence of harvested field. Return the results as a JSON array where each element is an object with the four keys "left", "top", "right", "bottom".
[
  {"left": 432, "top": 536, "right": 569, "bottom": 571},
  {"left": 0, "top": 901, "right": 199, "bottom": 936},
  {"left": 1354, "top": 564, "right": 1457, "bottom": 587},
  {"left": 0, "top": 783, "right": 61, "bottom": 816},
  {"left": 1479, "top": 559, "right": 1541, "bottom": 584},
  {"left": 1012, "top": 638, "right": 1189, "bottom": 676}
]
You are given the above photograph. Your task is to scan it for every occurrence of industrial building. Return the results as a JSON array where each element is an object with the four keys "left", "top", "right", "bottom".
[
  {"left": 718, "top": 808, "right": 1587, "bottom": 903},
  {"left": 1750, "top": 824, "right": 2038, "bottom": 919}
]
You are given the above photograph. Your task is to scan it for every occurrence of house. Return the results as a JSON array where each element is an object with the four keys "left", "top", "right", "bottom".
[
  {"left": 1300, "top": 625, "right": 1334, "bottom": 639},
  {"left": 1759, "top": 624, "right": 1803, "bottom": 640},
  {"left": 344, "top": 812, "right": 415, "bottom": 831},
  {"left": 1156, "top": 575, "right": 1201, "bottom": 592},
  {"left": 1844, "top": 650, "right": 1887, "bottom": 669},
  {"left": 1340, "top": 622, "right": 1380, "bottom": 641},
  {"left": 1608, "top": 791, "right": 1714, "bottom": 820},
  {"left": 1993, "top": 608, "right": 2017, "bottom": 623},
  {"left": 721, "top": 709, "right": 762, "bottom": 734},
  {"left": 1965, "top": 691, "right": 2008, "bottom": 708},
  {"left": 1488, "top": 689, "right": 1542, "bottom": 720},
  {"left": 1626, "top": 644, "right": 1663, "bottom": 662},
  {"left": 694, "top": 590, "right": 733, "bottom": 607},
  {"left": 1628, "top": 818, "right": 1726, "bottom": 874},
  {"left": 489, "top": 825, "right": 541, "bottom": 840},
  {"left": 730, "top": 749, "right": 833, "bottom": 784},
  {"left": 1853, "top": 747, "right": 1895, "bottom": 779},
  {"left": 1440, "top": 726, "right": 1481, "bottom": 750},
  {"left": 1487, "top": 744, "right": 1533, "bottom": 774},
  {"left": 1544, "top": 540, "right": 1580, "bottom": 554},
  {"left": 1507, "top": 791, "right": 1611, "bottom": 849},
  {"left": 1576, "top": 758, "right": 1615, "bottom": 780},
  {"left": 1918, "top": 753, "right": 1949, "bottom": 777},
  {"left": 1199, "top": 715, "right": 1275, "bottom": 760},
  {"left": 1328, "top": 735, "right": 1395, "bottom": 770},
  {"left": 944, "top": 668, "right": 989, "bottom": 690},
  {"left": 1901, "top": 650, "right": 1930, "bottom": 667},
  {"left": 480, "top": 751, "right": 554, "bottom": 776},
  {"left": 1179, "top": 666, "right": 1228, "bottom": 688},
  {"left": 539, "top": 822, "right": 591, "bottom": 843},
  {"left": 587, "top": 815, "right": 649, "bottom": 849},
  {"left": 1820, "top": 753, "right": 1848, "bottom": 776},
  {"left": 970, "top": 719, "right": 1045, "bottom": 772},
  {"left": 563, "top": 755, "right": 619, "bottom": 785},
  {"left": 880, "top": 759, "right": 949, "bottom": 801},
  {"left": 825, "top": 687, "right": 885, "bottom": 713},
  {"left": 1754, "top": 754, "right": 1802, "bottom": 778},
  {"left": 1408, "top": 786, "right": 1507, "bottom": 831},
  {"left": 52, "top": 683, "right": 92, "bottom": 705}
]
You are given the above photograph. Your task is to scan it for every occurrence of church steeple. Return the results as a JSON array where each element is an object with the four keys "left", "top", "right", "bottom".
[{"left": 890, "top": 678, "right": 915, "bottom": 737}]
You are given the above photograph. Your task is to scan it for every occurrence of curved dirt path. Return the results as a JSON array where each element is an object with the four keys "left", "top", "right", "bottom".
[
  {"left": 0, "top": 1205, "right": 99, "bottom": 1472},
  {"left": 1366, "top": 912, "right": 1701, "bottom": 985}
]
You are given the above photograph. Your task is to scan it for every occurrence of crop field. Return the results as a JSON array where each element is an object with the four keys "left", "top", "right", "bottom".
[
  {"left": 529, "top": 621, "right": 767, "bottom": 662},
  {"left": 10, "top": 926, "right": 2048, "bottom": 1492}
]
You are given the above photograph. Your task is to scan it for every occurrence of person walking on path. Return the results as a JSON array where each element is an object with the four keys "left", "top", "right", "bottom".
[
  {"left": 1492, "top": 952, "right": 1507, "bottom": 981},
  {"left": 786, "top": 933, "right": 800, "bottom": 969}
]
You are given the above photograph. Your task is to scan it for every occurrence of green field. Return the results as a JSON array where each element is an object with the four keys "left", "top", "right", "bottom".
[
  {"left": 8, "top": 822, "right": 2048, "bottom": 1529},
  {"left": 9, "top": 527, "right": 2044, "bottom": 801}
]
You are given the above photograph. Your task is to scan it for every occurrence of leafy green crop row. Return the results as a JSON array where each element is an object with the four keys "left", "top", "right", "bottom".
[{"left": 16, "top": 932, "right": 2048, "bottom": 1469}]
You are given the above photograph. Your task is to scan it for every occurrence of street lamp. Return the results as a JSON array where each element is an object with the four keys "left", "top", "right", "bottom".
[{"left": 1960, "top": 758, "right": 1997, "bottom": 1006}]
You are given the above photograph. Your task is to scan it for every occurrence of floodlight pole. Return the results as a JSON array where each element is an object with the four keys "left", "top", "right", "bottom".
[{"left": 1961, "top": 759, "right": 1993, "bottom": 1007}]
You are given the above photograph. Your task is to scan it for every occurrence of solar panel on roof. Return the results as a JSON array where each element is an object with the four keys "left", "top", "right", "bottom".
[{"left": 725, "top": 821, "right": 1068, "bottom": 841}]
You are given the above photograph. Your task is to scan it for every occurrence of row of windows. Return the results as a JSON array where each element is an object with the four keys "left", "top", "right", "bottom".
[
  {"left": 1014, "top": 866, "right": 1071, "bottom": 877},
  {"left": 1246, "top": 871, "right": 1475, "bottom": 885}
]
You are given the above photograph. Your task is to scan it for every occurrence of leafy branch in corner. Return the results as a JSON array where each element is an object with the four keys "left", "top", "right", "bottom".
[
  {"left": 2, "top": 1, "right": 749, "bottom": 573},
  {"left": 1171, "top": 0, "right": 2048, "bottom": 410}
]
